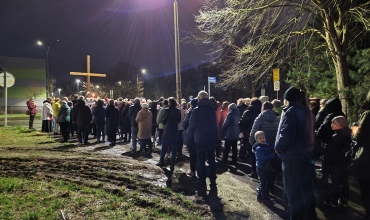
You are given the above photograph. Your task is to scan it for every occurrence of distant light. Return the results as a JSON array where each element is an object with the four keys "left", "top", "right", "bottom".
[
  {"left": 58, "top": 88, "right": 61, "bottom": 92},
  {"left": 96, "top": 85, "right": 99, "bottom": 88},
  {"left": 142, "top": 69, "right": 146, "bottom": 74},
  {"left": 37, "top": 41, "right": 43, "bottom": 46},
  {"left": 76, "top": 79, "right": 80, "bottom": 83}
]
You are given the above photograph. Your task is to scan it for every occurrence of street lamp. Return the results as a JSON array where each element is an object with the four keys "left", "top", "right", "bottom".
[
  {"left": 96, "top": 85, "right": 99, "bottom": 89},
  {"left": 76, "top": 79, "right": 80, "bottom": 93},
  {"left": 37, "top": 39, "right": 59, "bottom": 98},
  {"left": 137, "top": 69, "right": 146, "bottom": 97},
  {"left": 174, "top": 0, "right": 182, "bottom": 101},
  {"left": 58, "top": 88, "right": 61, "bottom": 97}
]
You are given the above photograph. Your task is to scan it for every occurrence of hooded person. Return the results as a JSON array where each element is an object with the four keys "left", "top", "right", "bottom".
[
  {"left": 274, "top": 87, "right": 317, "bottom": 220},
  {"left": 222, "top": 103, "right": 241, "bottom": 166},
  {"left": 58, "top": 100, "right": 71, "bottom": 142}
]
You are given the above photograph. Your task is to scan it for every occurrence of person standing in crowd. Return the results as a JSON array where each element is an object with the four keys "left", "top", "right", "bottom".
[
  {"left": 254, "top": 131, "right": 277, "bottom": 204},
  {"left": 73, "top": 99, "right": 92, "bottom": 145},
  {"left": 106, "top": 99, "right": 119, "bottom": 146},
  {"left": 136, "top": 103, "right": 153, "bottom": 153},
  {"left": 249, "top": 101, "right": 279, "bottom": 193},
  {"left": 222, "top": 103, "right": 241, "bottom": 166},
  {"left": 58, "top": 101, "right": 71, "bottom": 142},
  {"left": 41, "top": 97, "right": 53, "bottom": 132},
  {"left": 275, "top": 87, "right": 317, "bottom": 220},
  {"left": 177, "top": 102, "right": 185, "bottom": 156},
  {"left": 323, "top": 116, "right": 351, "bottom": 207},
  {"left": 218, "top": 101, "right": 229, "bottom": 156},
  {"left": 122, "top": 102, "right": 131, "bottom": 142},
  {"left": 314, "top": 98, "right": 328, "bottom": 130},
  {"left": 156, "top": 97, "right": 181, "bottom": 169},
  {"left": 52, "top": 98, "right": 61, "bottom": 135},
  {"left": 309, "top": 100, "right": 320, "bottom": 118},
  {"left": 237, "top": 98, "right": 248, "bottom": 116},
  {"left": 351, "top": 92, "right": 370, "bottom": 218},
  {"left": 128, "top": 98, "right": 142, "bottom": 152},
  {"left": 271, "top": 99, "right": 283, "bottom": 116},
  {"left": 26, "top": 97, "right": 37, "bottom": 129},
  {"left": 239, "top": 98, "right": 262, "bottom": 177},
  {"left": 149, "top": 101, "right": 158, "bottom": 144},
  {"left": 156, "top": 99, "right": 169, "bottom": 146},
  {"left": 118, "top": 100, "right": 126, "bottom": 139},
  {"left": 188, "top": 91, "right": 218, "bottom": 193},
  {"left": 93, "top": 99, "right": 106, "bottom": 143},
  {"left": 183, "top": 98, "right": 198, "bottom": 177}
]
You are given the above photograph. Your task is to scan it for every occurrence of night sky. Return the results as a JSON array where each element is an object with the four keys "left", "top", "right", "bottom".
[{"left": 0, "top": 0, "right": 211, "bottom": 85}]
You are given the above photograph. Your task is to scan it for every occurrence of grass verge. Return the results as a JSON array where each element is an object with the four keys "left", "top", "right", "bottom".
[{"left": 0, "top": 114, "right": 31, "bottom": 120}]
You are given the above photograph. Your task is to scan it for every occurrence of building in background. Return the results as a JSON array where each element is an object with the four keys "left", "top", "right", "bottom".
[{"left": 0, "top": 56, "right": 46, "bottom": 113}]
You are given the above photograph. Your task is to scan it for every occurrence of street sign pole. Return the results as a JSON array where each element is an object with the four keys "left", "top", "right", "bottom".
[
  {"left": 4, "top": 71, "right": 7, "bottom": 126},
  {"left": 208, "top": 77, "right": 211, "bottom": 98},
  {"left": 273, "top": 68, "right": 280, "bottom": 100}
]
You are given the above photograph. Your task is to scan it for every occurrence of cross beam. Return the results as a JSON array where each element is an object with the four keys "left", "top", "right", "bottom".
[{"left": 70, "top": 55, "right": 106, "bottom": 92}]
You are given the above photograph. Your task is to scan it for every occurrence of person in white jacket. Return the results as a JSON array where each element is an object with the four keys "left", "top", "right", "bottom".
[{"left": 41, "top": 97, "right": 54, "bottom": 132}]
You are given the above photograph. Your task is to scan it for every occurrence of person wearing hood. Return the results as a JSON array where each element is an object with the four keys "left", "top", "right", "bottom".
[
  {"left": 106, "top": 99, "right": 119, "bottom": 146},
  {"left": 58, "top": 101, "right": 71, "bottom": 142},
  {"left": 274, "top": 87, "right": 317, "bottom": 220},
  {"left": 26, "top": 97, "right": 37, "bottom": 129},
  {"left": 73, "top": 99, "right": 92, "bottom": 145},
  {"left": 239, "top": 98, "right": 262, "bottom": 177},
  {"left": 222, "top": 103, "right": 241, "bottom": 166}
]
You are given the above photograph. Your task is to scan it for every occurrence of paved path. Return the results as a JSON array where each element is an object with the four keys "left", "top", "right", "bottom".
[{"left": 1, "top": 119, "right": 368, "bottom": 219}]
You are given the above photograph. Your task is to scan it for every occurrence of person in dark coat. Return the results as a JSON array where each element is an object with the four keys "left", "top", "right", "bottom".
[
  {"left": 274, "top": 87, "right": 317, "bottom": 220},
  {"left": 121, "top": 102, "right": 131, "bottom": 142},
  {"left": 237, "top": 98, "right": 248, "bottom": 116},
  {"left": 222, "top": 103, "right": 241, "bottom": 166},
  {"left": 58, "top": 101, "right": 71, "bottom": 142},
  {"left": 183, "top": 98, "right": 198, "bottom": 177},
  {"left": 150, "top": 101, "right": 158, "bottom": 141},
  {"left": 92, "top": 99, "right": 106, "bottom": 143},
  {"left": 106, "top": 99, "right": 119, "bottom": 146},
  {"left": 118, "top": 101, "right": 126, "bottom": 139},
  {"left": 188, "top": 91, "right": 218, "bottom": 192},
  {"left": 128, "top": 98, "right": 142, "bottom": 152},
  {"left": 73, "top": 99, "right": 92, "bottom": 145},
  {"left": 239, "top": 98, "right": 262, "bottom": 177},
  {"left": 156, "top": 97, "right": 181, "bottom": 169}
]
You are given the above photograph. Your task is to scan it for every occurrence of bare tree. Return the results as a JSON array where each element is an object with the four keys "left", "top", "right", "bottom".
[
  {"left": 192, "top": 0, "right": 370, "bottom": 113},
  {"left": 47, "top": 76, "right": 57, "bottom": 97},
  {"left": 23, "top": 81, "right": 44, "bottom": 98}
]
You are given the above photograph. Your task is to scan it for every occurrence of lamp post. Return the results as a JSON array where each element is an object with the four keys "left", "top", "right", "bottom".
[
  {"left": 58, "top": 88, "right": 61, "bottom": 98},
  {"left": 174, "top": 0, "right": 182, "bottom": 101},
  {"left": 37, "top": 40, "right": 59, "bottom": 98},
  {"left": 76, "top": 79, "right": 80, "bottom": 93}
]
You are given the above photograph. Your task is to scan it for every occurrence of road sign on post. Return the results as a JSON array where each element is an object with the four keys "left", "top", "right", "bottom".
[
  {"left": 0, "top": 72, "right": 15, "bottom": 87},
  {"left": 274, "top": 81, "right": 280, "bottom": 91},
  {"left": 0, "top": 71, "right": 15, "bottom": 126},
  {"left": 208, "top": 77, "right": 216, "bottom": 98},
  {"left": 273, "top": 68, "right": 280, "bottom": 81}
]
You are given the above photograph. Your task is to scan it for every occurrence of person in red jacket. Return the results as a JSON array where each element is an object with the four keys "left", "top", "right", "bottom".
[{"left": 26, "top": 97, "right": 37, "bottom": 129}]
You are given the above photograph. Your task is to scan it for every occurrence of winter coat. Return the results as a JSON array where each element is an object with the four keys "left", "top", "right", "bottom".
[
  {"left": 26, "top": 100, "right": 37, "bottom": 116},
  {"left": 219, "top": 108, "right": 229, "bottom": 129},
  {"left": 106, "top": 104, "right": 119, "bottom": 131},
  {"left": 127, "top": 103, "right": 142, "bottom": 128},
  {"left": 73, "top": 100, "right": 92, "bottom": 126},
  {"left": 237, "top": 104, "right": 248, "bottom": 116},
  {"left": 222, "top": 108, "right": 241, "bottom": 140},
  {"left": 41, "top": 101, "right": 53, "bottom": 120},
  {"left": 158, "top": 106, "right": 181, "bottom": 141},
  {"left": 239, "top": 104, "right": 262, "bottom": 136},
  {"left": 274, "top": 102, "right": 314, "bottom": 160},
  {"left": 178, "top": 107, "right": 185, "bottom": 131},
  {"left": 314, "top": 109, "right": 328, "bottom": 130},
  {"left": 215, "top": 106, "right": 221, "bottom": 129},
  {"left": 188, "top": 98, "right": 218, "bottom": 148},
  {"left": 255, "top": 143, "right": 277, "bottom": 170},
  {"left": 121, "top": 106, "right": 131, "bottom": 131},
  {"left": 249, "top": 109, "right": 279, "bottom": 148},
  {"left": 317, "top": 98, "right": 345, "bottom": 144},
  {"left": 325, "top": 128, "right": 352, "bottom": 167},
  {"left": 156, "top": 105, "right": 168, "bottom": 129},
  {"left": 150, "top": 107, "right": 158, "bottom": 126},
  {"left": 182, "top": 107, "right": 193, "bottom": 131},
  {"left": 92, "top": 105, "right": 106, "bottom": 124},
  {"left": 136, "top": 109, "right": 152, "bottom": 139},
  {"left": 58, "top": 104, "right": 71, "bottom": 123},
  {"left": 52, "top": 101, "right": 61, "bottom": 117}
]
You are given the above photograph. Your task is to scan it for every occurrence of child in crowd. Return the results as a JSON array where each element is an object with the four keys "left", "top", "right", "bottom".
[
  {"left": 324, "top": 116, "right": 352, "bottom": 208},
  {"left": 254, "top": 131, "right": 277, "bottom": 204}
]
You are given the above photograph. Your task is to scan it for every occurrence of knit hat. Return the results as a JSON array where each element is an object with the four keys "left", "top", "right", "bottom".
[
  {"left": 332, "top": 116, "right": 349, "bottom": 128},
  {"left": 190, "top": 98, "right": 198, "bottom": 107},
  {"left": 259, "top": 96, "right": 269, "bottom": 104},
  {"left": 141, "top": 103, "right": 149, "bottom": 109},
  {"left": 228, "top": 103, "right": 237, "bottom": 110},
  {"left": 284, "top": 87, "right": 301, "bottom": 102},
  {"left": 255, "top": 131, "right": 265, "bottom": 142}
]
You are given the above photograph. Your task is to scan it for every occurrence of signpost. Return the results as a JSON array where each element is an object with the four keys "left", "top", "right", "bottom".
[
  {"left": 208, "top": 77, "right": 216, "bottom": 98},
  {"left": 0, "top": 71, "right": 15, "bottom": 126},
  {"left": 272, "top": 68, "right": 280, "bottom": 99}
]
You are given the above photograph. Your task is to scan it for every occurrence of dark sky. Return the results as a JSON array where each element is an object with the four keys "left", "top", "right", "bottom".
[{"left": 0, "top": 0, "right": 211, "bottom": 85}]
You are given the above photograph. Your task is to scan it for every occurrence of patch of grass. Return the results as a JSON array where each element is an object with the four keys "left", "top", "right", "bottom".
[
  {"left": 0, "top": 126, "right": 63, "bottom": 148},
  {"left": 0, "top": 113, "right": 30, "bottom": 120}
]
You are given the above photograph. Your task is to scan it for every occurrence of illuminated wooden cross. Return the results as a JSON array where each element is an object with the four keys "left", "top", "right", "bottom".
[{"left": 70, "top": 55, "right": 106, "bottom": 92}]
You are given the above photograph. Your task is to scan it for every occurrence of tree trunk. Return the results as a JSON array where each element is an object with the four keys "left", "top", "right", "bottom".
[{"left": 333, "top": 54, "right": 351, "bottom": 118}]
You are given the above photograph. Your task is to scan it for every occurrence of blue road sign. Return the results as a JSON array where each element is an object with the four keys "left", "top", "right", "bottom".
[{"left": 209, "top": 77, "right": 216, "bottom": 83}]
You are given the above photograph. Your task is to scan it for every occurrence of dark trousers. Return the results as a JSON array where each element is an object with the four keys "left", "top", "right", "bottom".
[
  {"left": 239, "top": 137, "right": 249, "bottom": 157},
  {"left": 257, "top": 168, "right": 269, "bottom": 200},
  {"left": 196, "top": 145, "right": 216, "bottom": 185},
  {"left": 328, "top": 165, "right": 349, "bottom": 201},
  {"left": 251, "top": 152, "right": 257, "bottom": 174},
  {"left": 77, "top": 125, "right": 90, "bottom": 144},
  {"left": 282, "top": 159, "right": 317, "bottom": 220},
  {"left": 29, "top": 116, "right": 35, "bottom": 129},
  {"left": 158, "top": 129, "right": 163, "bottom": 143},
  {"left": 151, "top": 124, "right": 157, "bottom": 137},
  {"left": 109, "top": 129, "right": 116, "bottom": 144},
  {"left": 124, "top": 129, "right": 131, "bottom": 142},
  {"left": 222, "top": 139, "right": 238, "bottom": 164},
  {"left": 139, "top": 139, "right": 152, "bottom": 151},
  {"left": 188, "top": 143, "right": 197, "bottom": 172},
  {"left": 358, "top": 179, "right": 370, "bottom": 218},
  {"left": 160, "top": 140, "right": 177, "bottom": 163},
  {"left": 91, "top": 123, "right": 96, "bottom": 136},
  {"left": 96, "top": 123, "right": 105, "bottom": 142},
  {"left": 59, "top": 122, "right": 69, "bottom": 141},
  {"left": 215, "top": 140, "right": 222, "bottom": 157},
  {"left": 177, "top": 130, "right": 184, "bottom": 155}
]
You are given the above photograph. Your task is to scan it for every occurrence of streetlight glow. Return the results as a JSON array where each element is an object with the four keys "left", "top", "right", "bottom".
[
  {"left": 142, "top": 69, "right": 146, "bottom": 74},
  {"left": 37, "top": 41, "right": 43, "bottom": 46}
]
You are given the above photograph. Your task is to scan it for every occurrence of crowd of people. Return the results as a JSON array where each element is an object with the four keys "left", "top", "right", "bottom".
[{"left": 25, "top": 88, "right": 370, "bottom": 220}]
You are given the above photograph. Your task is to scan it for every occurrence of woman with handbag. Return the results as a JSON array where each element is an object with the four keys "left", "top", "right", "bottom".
[
  {"left": 351, "top": 92, "right": 370, "bottom": 218},
  {"left": 26, "top": 97, "right": 37, "bottom": 129}
]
